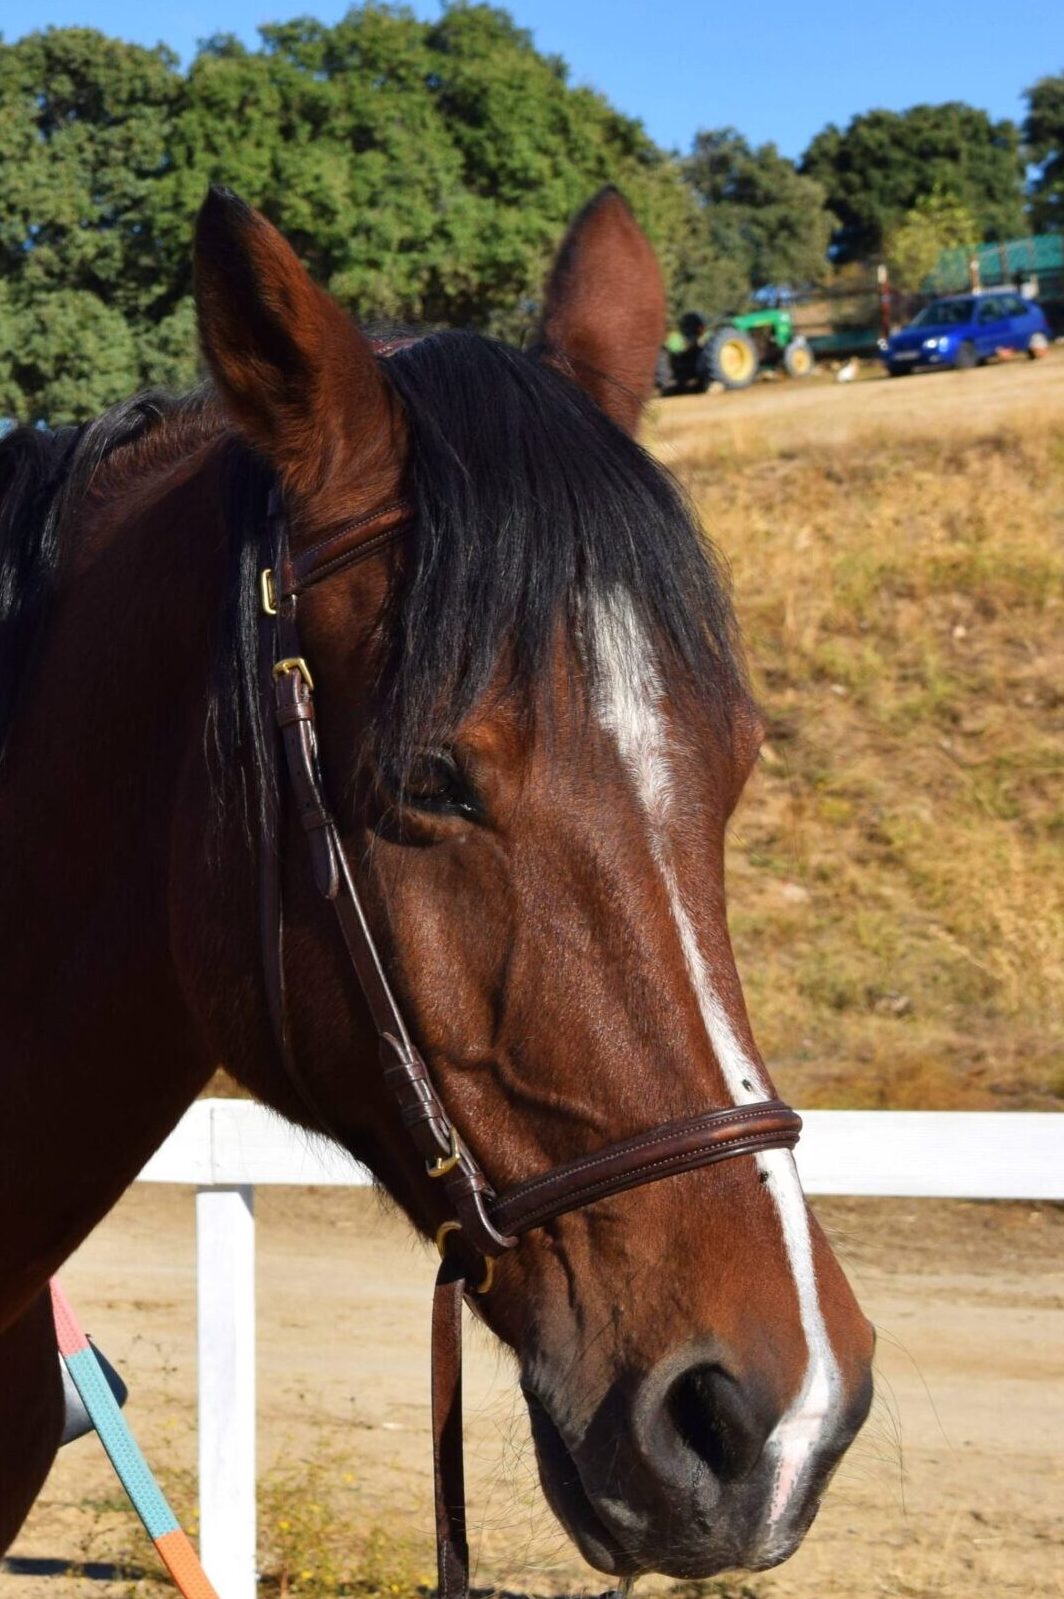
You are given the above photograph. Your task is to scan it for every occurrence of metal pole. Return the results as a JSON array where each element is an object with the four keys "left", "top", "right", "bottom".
[
  {"left": 876, "top": 263, "right": 891, "bottom": 341},
  {"left": 196, "top": 1185, "right": 256, "bottom": 1599}
]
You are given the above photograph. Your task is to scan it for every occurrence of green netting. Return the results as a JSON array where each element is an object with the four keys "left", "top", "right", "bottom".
[{"left": 930, "top": 233, "right": 1064, "bottom": 292}]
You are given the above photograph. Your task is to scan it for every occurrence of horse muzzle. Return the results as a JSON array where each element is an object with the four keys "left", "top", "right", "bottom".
[{"left": 524, "top": 1341, "right": 874, "bottom": 1578}]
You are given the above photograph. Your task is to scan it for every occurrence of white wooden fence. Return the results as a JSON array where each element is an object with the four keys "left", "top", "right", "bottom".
[{"left": 132, "top": 1101, "right": 1063, "bottom": 1599}]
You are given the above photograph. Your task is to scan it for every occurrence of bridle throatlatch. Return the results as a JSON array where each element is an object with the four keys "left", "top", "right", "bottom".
[{"left": 259, "top": 489, "right": 802, "bottom": 1599}]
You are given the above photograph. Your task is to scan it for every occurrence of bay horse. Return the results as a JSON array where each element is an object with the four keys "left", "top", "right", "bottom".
[{"left": 0, "top": 186, "right": 873, "bottom": 1581}]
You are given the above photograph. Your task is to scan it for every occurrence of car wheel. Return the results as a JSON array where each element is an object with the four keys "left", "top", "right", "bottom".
[
  {"left": 954, "top": 341, "right": 977, "bottom": 371},
  {"left": 1027, "top": 332, "right": 1050, "bottom": 360},
  {"left": 886, "top": 363, "right": 912, "bottom": 377}
]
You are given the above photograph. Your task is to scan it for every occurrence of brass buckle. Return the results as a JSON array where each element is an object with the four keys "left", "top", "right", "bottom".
[
  {"left": 260, "top": 568, "right": 278, "bottom": 617},
  {"left": 425, "top": 1127, "right": 460, "bottom": 1179},
  {"left": 272, "top": 656, "right": 315, "bottom": 691},
  {"left": 435, "top": 1221, "right": 494, "bottom": 1295}
]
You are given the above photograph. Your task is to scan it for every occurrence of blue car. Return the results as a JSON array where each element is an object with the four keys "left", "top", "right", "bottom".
[{"left": 882, "top": 291, "right": 1051, "bottom": 376}]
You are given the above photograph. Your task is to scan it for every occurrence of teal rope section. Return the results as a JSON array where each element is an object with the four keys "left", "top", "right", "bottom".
[{"left": 62, "top": 1344, "right": 180, "bottom": 1542}]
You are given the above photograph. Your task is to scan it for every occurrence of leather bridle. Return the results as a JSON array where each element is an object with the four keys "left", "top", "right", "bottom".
[{"left": 257, "top": 489, "right": 802, "bottom": 1599}]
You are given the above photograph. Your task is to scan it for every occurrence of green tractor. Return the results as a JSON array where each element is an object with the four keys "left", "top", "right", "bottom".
[{"left": 657, "top": 308, "right": 815, "bottom": 394}]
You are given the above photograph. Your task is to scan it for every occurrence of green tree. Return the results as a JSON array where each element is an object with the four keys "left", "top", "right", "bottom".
[
  {"left": 0, "top": 287, "right": 140, "bottom": 423},
  {"left": 665, "top": 227, "right": 751, "bottom": 324},
  {"left": 157, "top": 3, "right": 693, "bottom": 334},
  {"left": 0, "top": 27, "right": 182, "bottom": 417},
  {"left": 155, "top": 12, "right": 479, "bottom": 323},
  {"left": 1024, "top": 71, "right": 1064, "bottom": 232},
  {"left": 0, "top": 28, "right": 181, "bottom": 318},
  {"left": 685, "top": 128, "right": 834, "bottom": 290},
  {"left": 0, "top": 6, "right": 700, "bottom": 420},
  {"left": 885, "top": 190, "right": 977, "bottom": 291},
  {"left": 802, "top": 103, "right": 1025, "bottom": 262}
]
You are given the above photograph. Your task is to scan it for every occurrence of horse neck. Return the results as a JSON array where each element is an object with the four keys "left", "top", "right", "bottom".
[{"left": 0, "top": 430, "right": 242, "bottom": 1327}]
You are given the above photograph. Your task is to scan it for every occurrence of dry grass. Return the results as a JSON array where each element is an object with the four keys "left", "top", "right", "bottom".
[
  {"left": 256, "top": 1462, "right": 763, "bottom": 1599},
  {"left": 257, "top": 1457, "right": 434, "bottom": 1598},
  {"left": 62, "top": 1459, "right": 760, "bottom": 1599},
  {"left": 649, "top": 360, "right": 1064, "bottom": 1110}
]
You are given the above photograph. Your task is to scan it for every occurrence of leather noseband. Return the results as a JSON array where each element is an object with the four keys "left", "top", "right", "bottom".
[{"left": 257, "top": 489, "right": 801, "bottom": 1599}]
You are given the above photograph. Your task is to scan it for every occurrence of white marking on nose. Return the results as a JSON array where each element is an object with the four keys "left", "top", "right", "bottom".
[
  {"left": 759, "top": 1149, "right": 839, "bottom": 1530},
  {"left": 591, "top": 591, "right": 840, "bottom": 1527}
]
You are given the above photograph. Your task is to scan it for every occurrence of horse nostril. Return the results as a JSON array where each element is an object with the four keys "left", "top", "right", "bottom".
[{"left": 667, "top": 1362, "right": 770, "bottom": 1483}]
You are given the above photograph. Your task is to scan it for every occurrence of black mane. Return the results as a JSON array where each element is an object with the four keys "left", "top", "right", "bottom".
[
  {"left": 374, "top": 331, "right": 743, "bottom": 788},
  {"left": 0, "top": 393, "right": 181, "bottom": 762}
]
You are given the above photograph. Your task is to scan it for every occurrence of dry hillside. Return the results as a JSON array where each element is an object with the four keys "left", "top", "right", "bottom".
[{"left": 648, "top": 355, "right": 1064, "bottom": 1111}]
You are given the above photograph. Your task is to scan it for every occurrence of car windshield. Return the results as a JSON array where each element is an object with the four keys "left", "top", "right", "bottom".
[{"left": 912, "top": 298, "right": 974, "bottom": 327}]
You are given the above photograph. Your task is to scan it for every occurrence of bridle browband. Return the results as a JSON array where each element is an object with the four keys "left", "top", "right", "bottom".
[{"left": 257, "top": 488, "right": 802, "bottom": 1599}]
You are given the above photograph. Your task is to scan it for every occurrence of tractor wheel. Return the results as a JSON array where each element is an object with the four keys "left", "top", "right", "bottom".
[
  {"left": 782, "top": 337, "right": 815, "bottom": 378},
  {"left": 708, "top": 326, "right": 759, "bottom": 390}
]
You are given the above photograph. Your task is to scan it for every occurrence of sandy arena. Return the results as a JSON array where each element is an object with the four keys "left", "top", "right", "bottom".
[{"left": 4, "top": 1183, "right": 1062, "bottom": 1599}]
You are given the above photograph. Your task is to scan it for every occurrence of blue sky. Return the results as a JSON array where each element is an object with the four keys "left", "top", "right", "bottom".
[{"left": 6, "top": 0, "right": 1062, "bottom": 159}]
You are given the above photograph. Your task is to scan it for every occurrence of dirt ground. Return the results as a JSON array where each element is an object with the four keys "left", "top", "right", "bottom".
[{"left": 4, "top": 1184, "right": 1062, "bottom": 1599}]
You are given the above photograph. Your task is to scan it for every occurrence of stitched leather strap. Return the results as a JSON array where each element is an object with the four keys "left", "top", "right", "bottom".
[
  {"left": 267, "top": 580, "right": 516, "bottom": 1258},
  {"left": 432, "top": 1262, "right": 469, "bottom": 1599},
  {"left": 491, "top": 1101, "right": 801, "bottom": 1238},
  {"left": 278, "top": 500, "right": 413, "bottom": 599}
]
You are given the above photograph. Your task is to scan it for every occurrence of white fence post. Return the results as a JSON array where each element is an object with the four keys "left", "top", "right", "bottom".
[{"left": 196, "top": 1184, "right": 256, "bottom": 1599}]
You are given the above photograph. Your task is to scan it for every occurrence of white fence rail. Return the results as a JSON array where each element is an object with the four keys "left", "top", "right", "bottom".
[{"left": 131, "top": 1101, "right": 1062, "bottom": 1599}]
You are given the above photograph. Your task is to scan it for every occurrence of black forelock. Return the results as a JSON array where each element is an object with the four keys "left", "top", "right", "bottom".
[{"left": 374, "top": 330, "right": 743, "bottom": 789}]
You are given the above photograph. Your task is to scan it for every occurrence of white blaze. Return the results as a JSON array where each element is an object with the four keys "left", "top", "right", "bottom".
[{"left": 591, "top": 591, "right": 840, "bottom": 1534}]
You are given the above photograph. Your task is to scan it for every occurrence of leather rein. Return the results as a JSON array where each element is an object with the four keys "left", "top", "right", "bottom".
[{"left": 257, "top": 489, "right": 802, "bottom": 1599}]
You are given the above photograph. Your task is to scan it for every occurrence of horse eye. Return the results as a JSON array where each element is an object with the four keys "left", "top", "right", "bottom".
[{"left": 403, "top": 750, "right": 481, "bottom": 819}]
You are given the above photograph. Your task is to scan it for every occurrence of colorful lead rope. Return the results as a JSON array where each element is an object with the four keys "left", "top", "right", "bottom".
[{"left": 50, "top": 1278, "right": 221, "bottom": 1599}]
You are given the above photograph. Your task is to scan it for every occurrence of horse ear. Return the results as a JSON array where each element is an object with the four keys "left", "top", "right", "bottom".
[
  {"left": 535, "top": 187, "right": 667, "bottom": 435},
  {"left": 193, "top": 187, "right": 398, "bottom": 502}
]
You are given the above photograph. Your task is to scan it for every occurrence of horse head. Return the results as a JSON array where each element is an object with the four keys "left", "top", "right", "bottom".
[{"left": 189, "top": 186, "right": 873, "bottom": 1580}]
